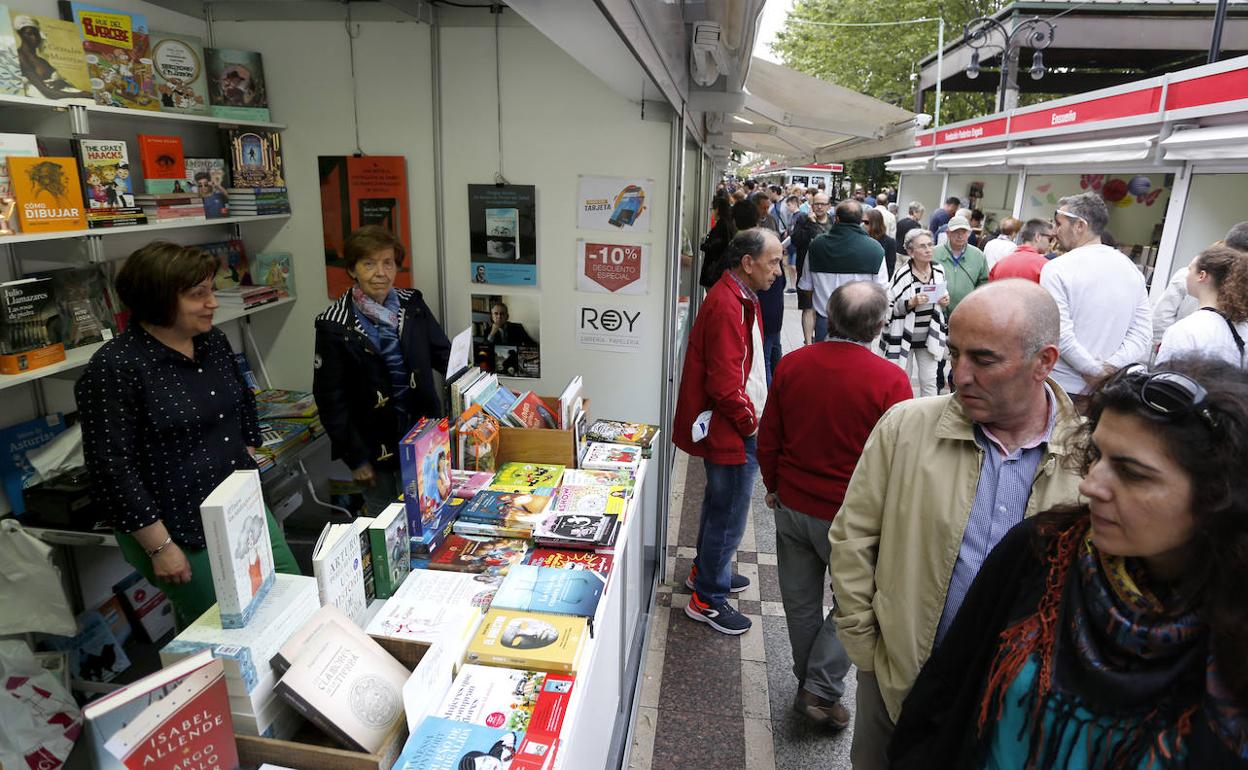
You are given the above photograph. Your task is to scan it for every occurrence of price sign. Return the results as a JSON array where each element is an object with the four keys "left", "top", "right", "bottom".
[{"left": 577, "top": 240, "right": 649, "bottom": 295}]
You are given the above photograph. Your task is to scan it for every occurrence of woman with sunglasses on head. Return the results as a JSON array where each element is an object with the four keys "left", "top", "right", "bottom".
[
  {"left": 891, "top": 355, "right": 1248, "bottom": 769},
  {"left": 1157, "top": 245, "right": 1248, "bottom": 369}
]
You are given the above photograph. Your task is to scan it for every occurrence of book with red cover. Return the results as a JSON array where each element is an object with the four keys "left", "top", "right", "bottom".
[
  {"left": 427, "top": 533, "right": 529, "bottom": 574},
  {"left": 137, "top": 135, "right": 186, "bottom": 181},
  {"left": 525, "top": 549, "right": 613, "bottom": 576},
  {"left": 102, "top": 654, "right": 238, "bottom": 770},
  {"left": 506, "top": 391, "right": 558, "bottom": 430},
  {"left": 512, "top": 673, "right": 575, "bottom": 770}
]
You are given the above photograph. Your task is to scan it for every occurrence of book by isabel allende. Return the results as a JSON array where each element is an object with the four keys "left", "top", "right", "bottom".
[
  {"left": 464, "top": 608, "right": 587, "bottom": 674},
  {"left": 199, "top": 469, "right": 274, "bottom": 629}
]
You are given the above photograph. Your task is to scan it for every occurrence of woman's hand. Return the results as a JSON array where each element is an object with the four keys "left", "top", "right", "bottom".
[
  {"left": 937, "top": 294, "right": 950, "bottom": 308},
  {"left": 152, "top": 543, "right": 192, "bottom": 584},
  {"left": 908, "top": 293, "right": 926, "bottom": 310},
  {"left": 353, "top": 462, "right": 377, "bottom": 487}
]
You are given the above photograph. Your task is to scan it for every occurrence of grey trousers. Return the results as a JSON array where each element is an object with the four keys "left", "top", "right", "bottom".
[
  {"left": 773, "top": 501, "right": 852, "bottom": 702},
  {"left": 851, "top": 669, "right": 895, "bottom": 770}
]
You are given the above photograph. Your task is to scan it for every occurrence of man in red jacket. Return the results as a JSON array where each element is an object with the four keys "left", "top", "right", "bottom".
[
  {"left": 673, "top": 228, "right": 783, "bottom": 635},
  {"left": 758, "top": 281, "right": 912, "bottom": 728}
]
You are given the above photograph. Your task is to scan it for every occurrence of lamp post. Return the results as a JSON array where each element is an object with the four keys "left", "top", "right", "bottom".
[{"left": 963, "top": 15, "right": 1056, "bottom": 112}]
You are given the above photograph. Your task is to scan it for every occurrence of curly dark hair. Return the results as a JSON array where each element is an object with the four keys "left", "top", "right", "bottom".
[
  {"left": 1048, "top": 355, "right": 1248, "bottom": 703},
  {"left": 1194, "top": 244, "right": 1248, "bottom": 323}
]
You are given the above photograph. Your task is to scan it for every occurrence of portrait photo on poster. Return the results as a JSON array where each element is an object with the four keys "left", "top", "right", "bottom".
[
  {"left": 468, "top": 184, "right": 537, "bottom": 286},
  {"left": 576, "top": 240, "right": 650, "bottom": 295},
  {"left": 471, "top": 293, "right": 540, "bottom": 379},
  {"left": 576, "top": 175, "right": 655, "bottom": 233}
]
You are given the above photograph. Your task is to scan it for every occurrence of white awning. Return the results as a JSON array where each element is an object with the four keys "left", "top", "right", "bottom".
[
  {"left": 886, "top": 155, "right": 934, "bottom": 172},
  {"left": 732, "top": 57, "right": 914, "bottom": 164},
  {"left": 933, "top": 148, "right": 1009, "bottom": 170},
  {"left": 1161, "top": 125, "right": 1248, "bottom": 161},
  {"left": 1006, "top": 135, "right": 1157, "bottom": 167}
]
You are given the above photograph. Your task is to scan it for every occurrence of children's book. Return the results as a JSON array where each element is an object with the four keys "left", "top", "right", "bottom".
[
  {"left": 195, "top": 238, "right": 250, "bottom": 289},
  {"left": 149, "top": 31, "right": 207, "bottom": 113},
  {"left": 524, "top": 549, "right": 613, "bottom": 575},
  {"left": 72, "top": 138, "right": 144, "bottom": 227},
  {"left": 579, "top": 442, "right": 642, "bottom": 471},
  {"left": 456, "top": 489, "right": 552, "bottom": 534},
  {"left": 531, "top": 513, "right": 615, "bottom": 550},
  {"left": 223, "top": 128, "right": 284, "bottom": 188},
  {"left": 490, "top": 564, "right": 605, "bottom": 620},
  {"left": 137, "top": 134, "right": 184, "bottom": 185},
  {"left": 493, "top": 462, "right": 564, "bottom": 490},
  {"left": 449, "top": 469, "right": 494, "bottom": 499},
  {"left": 559, "top": 468, "right": 635, "bottom": 488},
  {"left": 199, "top": 469, "right": 274, "bottom": 629},
  {"left": 506, "top": 391, "right": 558, "bottom": 430},
  {"left": 251, "top": 252, "right": 294, "bottom": 298},
  {"left": 60, "top": 3, "right": 159, "bottom": 110},
  {"left": 428, "top": 533, "right": 529, "bottom": 575},
  {"left": 464, "top": 609, "right": 588, "bottom": 674},
  {"left": 400, "top": 417, "right": 452, "bottom": 539},
  {"left": 548, "top": 485, "right": 629, "bottom": 516},
  {"left": 204, "top": 48, "right": 268, "bottom": 121},
  {"left": 584, "top": 418, "right": 659, "bottom": 448}
]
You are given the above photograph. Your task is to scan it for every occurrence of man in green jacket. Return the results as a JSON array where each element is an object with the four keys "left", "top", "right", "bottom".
[{"left": 933, "top": 215, "right": 988, "bottom": 315}]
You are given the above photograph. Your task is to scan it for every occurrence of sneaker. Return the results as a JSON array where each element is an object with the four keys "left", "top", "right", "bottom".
[
  {"left": 793, "top": 689, "right": 850, "bottom": 730},
  {"left": 684, "top": 593, "right": 753, "bottom": 635},
  {"left": 684, "top": 564, "right": 750, "bottom": 593}
]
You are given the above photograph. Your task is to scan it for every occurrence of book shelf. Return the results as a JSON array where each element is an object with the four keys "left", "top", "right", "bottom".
[
  {"left": 0, "top": 213, "right": 291, "bottom": 246},
  {"left": 0, "top": 92, "right": 287, "bottom": 131},
  {"left": 0, "top": 296, "right": 296, "bottom": 392}
]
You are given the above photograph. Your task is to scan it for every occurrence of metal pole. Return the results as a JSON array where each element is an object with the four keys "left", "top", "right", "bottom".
[
  {"left": 431, "top": 8, "right": 448, "bottom": 328},
  {"left": 1209, "top": 0, "right": 1229, "bottom": 63},
  {"left": 935, "top": 18, "right": 944, "bottom": 129}
]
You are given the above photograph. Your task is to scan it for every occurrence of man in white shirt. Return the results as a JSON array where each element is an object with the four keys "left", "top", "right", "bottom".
[
  {"left": 1039, "top": 192, "right": 1152, "bottom": 406},
  {"left": 983, "top": 217, "right": 1021, "bottom": 269}
]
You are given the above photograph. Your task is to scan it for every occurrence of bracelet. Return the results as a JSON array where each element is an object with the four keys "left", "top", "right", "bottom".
[{"left": 146, "top": 537, "right": 173, "bottom": 558}]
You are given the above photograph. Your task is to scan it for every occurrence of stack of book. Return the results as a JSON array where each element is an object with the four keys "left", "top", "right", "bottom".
[
  {"left": 226, "top": 187, "right": 291, "bottom": 216},
  {"left": 255, "top": 389, "right": 323, "bottom": 439},
  {"left": 254, "top": 419, "right": 311, "bottom": 472},
  {"left": 365, "top": 568, "right": 496, "bottom": 650},
  {"left": 133, "top": 193, "right": 207, "bottom": 222},
  {"left": 159, "top": 573, "right": 320, "bottom": 739},
  {"left": 214, "top": 284, "right": 281, "bottom": 310},
  {"left": 453, "top": 489, "right": 554, "bottom": 540},
  {"left": 427, "top": 533, "right": 530, "bottom": 575}
]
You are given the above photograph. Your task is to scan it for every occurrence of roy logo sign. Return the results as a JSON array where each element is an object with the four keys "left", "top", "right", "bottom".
[{"left": 576, "top": 305, "right": 643, "bottom": 351}]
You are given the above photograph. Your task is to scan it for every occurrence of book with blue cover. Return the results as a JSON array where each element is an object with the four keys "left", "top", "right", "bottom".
[
  {"left": 491, "top": 564, "right": 605, "bottom": 619},
  {"left": 394, "top": 717, "right": 520, "bottom": 770},
  {"left": 457, "top": 489, "right": 552, "bottom": 534}
]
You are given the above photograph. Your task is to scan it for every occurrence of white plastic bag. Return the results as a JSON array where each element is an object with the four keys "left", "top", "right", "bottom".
[
  {"left": 0, "top": 640, "right": 82, "bottom": 770},
  {"left": 0, "top": 518, "right": 77, "bottom": 636}
]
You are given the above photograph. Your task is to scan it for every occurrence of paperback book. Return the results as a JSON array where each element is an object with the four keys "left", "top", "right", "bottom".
[
  {"left": 204, "top": 48, "right": 268, "bottom": 121},
  {"left": 364, "top": 570, "right": 494, "bottom": 647},
  {"left": 531, "top": 513, "right": 615, "bottom": 550},
  {"left": 271, "top": 603, "right": 375, "bottom": 674},
  {"left": 507, "top": 391, "right": 558, "bottom": 430},
  {"left": 450, "top": 469, "right": 494, "bottom": 500},
  {"left": 435, "top": 664, "right": 545, "bottom": 733},
  {"left": 198, "top": 469, "right": 274, "bottom": 629},
  {"left": 137, "top": 134, "right": 184, "bottom": 186},
  {"left": 10, "top": 13, "right": 93, "bottom": 99},
  {"left": 7, "top": 156, "right": 87, "bottom": 233},
  {"left": 0, "top": 276, "right": 66, "bottom": 374},
  {"left": 492, "top": 462, "right": 564, "bottom": 490},
  {"left": 399, "top": 417, "right": 452, "bottom": 539},
  {"left": 511, "top": 673, "right": 575, "bottom": 770},
  {"left": 149, "top": 31, "right": 207, "bottom": 113},
  {"left": 524, "top": 549, "right": 613, "bottom": 575},
  {"left": 44, "top": 608, "right": 132, "bottom": 683},
  {"left": 456, "top": 489, "right": 552, "bottom": 535},
  {"left": 311, "top": 521, "right": 368, "bottom": 627},
  {"left": 74, "top": 138, "right": 145, "bottom": 227},
  {"left": 368, "top": 502, "right": 410, "bottom": 599},
  {"left": 0, "top": 413, "right": 67, "bottom": 515},
  {"left": 60, "top": 3, "right": 159, "bottom": 110},
  {"left": 34, "top": 265, "right": 118, "bottom": 349},
  {"left": 549, "top": 485, "right": 629, "bottom": 516},
  {"left": 490, "top": 564, "right": 605, "bottom": 620},
  {"left": 584, "top": 418, "right": 659, "bottom": 448},
  {"left": 559, "top": 468, "right": 635, "bottom": 488},
  {"left": 223, "top": 128, "right": 284, "bottom": 188},
  {"left": 251, "top": 252, "right": 294, "bottom": 297},
  {"left": 0, "top": 132, "right": 39, "bottom": 201},
  {"left": 394, "top": 717, "right": 520, "bottom": 770},
  {"left": 464, "top": 609, "right": 588, "bottom": 674},
  {"left": 0, "top": 10, "right": 19, "bottom": 95},
  {"left": 196, "top": 238, "right": 250, "bottom": 289},
  {"left": 579, "top": 441, "right": 642, "bottom": 471},
  {"left": 428, "top": 533, "right": 529, "bottom": 575},
  {"left": 455, "top": 404, "right": 499, "bottom": 472}
]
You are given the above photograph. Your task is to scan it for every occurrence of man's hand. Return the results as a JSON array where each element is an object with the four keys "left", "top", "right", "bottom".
[
  {"left": 152, "top": 543, "right": 192, "bottom": 584},
  {"left": 764, "top": 492, "right": 779, "bottom": 510},
  {"left": 353, "top": 462, "right": 377, "bottom": 487}
]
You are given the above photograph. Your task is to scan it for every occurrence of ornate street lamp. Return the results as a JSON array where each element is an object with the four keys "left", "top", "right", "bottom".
[{"left": 963, "top": 15, "right": 1056, "bottom": 111}]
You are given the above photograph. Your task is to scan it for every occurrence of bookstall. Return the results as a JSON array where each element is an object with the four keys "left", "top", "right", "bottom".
[{"left": 889, "top": 53, "right": 1248, "bottom": 300}]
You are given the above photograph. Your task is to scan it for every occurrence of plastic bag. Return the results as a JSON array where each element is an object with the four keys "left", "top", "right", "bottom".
[
  {"left": 0, "top": 640, "right": 82, "bottom": 770},
  {"left": 0, "top": 518, "right": 77, "bottom": 636}
]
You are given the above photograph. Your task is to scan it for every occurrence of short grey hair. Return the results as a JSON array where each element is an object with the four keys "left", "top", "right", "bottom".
[
  {"left": 904, "top": 228, "right": 934, "bottom": 253},
  {"left": 1225, "top": 221, "right": 1248, "bottom": 252},
  {"left": 955, "top": 207, "right": 973, "bottom": 220},
  {"left": 908, "top": 201, "right": 925, "bottom": 218},
  {"left": 827, "top": 281, "right": 889, "bottom": 343},
  {"left": 1057, "top": 191, "right": 1109, "bottom": 236},
  {"left": 1018, "top": 218, "right": 1053, "bottom": 246}
]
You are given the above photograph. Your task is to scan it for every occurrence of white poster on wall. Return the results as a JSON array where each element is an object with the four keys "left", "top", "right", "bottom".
[
  {"left": 575, "top": 304, "right": 644, "bottom": 352},
  {"left": 576, "top": 240, "right": 650, "bottom": 295},
  {"left": 577, "top": 175, "right": 654, "bottom": 232}
]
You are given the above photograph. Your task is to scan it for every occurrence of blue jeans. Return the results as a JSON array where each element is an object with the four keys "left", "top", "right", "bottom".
[
  {"left": 812, "top": 313, "right": 829, "bottom": 343},
  {"left": 763, "top": 331, "right": 782, "bottom": 385},
  {"left": 693, "top": 435, "right": 758, "bottom": 605}
]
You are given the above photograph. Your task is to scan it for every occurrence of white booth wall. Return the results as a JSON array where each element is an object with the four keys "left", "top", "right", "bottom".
[
  {"left": 1169, "top": 172, "right": 1248, "bottom": 280},
  {"left": 945, "top": 172, "right": 1017, "bottom": 231},
  {"left": 897, "top": 173, "right": 944, "bottom": 226},
  {"left": 1019, "top": 171, "right": 1173, "bottom": 258}
]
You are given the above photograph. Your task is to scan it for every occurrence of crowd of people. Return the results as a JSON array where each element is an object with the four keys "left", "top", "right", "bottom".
[{"left": 678, "top": 176, "right": 1248, "bottom": 768}]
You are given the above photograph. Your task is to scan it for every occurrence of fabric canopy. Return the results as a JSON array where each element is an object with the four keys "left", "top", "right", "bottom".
[
  {"left": 1161, "top": 124, "right": 1248, "bottom": 161},
  {"left": 1006, "top": 134, "right": 1157, "bottom": 166}
]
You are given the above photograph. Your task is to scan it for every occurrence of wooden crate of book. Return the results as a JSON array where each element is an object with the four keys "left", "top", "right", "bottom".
[
  {"left": 236, "top": 724, "right": 406, "bottom": 770},
  {"left": 496, "top": 396, "right": 587, "bottom": 467}
]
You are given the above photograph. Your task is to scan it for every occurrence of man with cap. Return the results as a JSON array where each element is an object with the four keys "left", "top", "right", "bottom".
[{"left": 933, "top": 215, "right": 989, "bottom": 316}]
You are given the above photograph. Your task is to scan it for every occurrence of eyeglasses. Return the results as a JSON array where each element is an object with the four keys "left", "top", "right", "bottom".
[
  {"left": 1054, "top": 209, "right": 1086, "bottom": 225},
  {"left": 1103, "top": 363, "right": 1219, "bottom": 432}
]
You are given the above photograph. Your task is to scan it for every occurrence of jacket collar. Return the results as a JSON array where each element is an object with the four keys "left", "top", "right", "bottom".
[
  {"left": 933, "top": 377, "right": 1078, "bottom": 456},
  {"left": 316, "top": 286, "right": 415, "bottom": 334},
  {"left": 719, "top": 269, "right": 759, "bottom": 304}
]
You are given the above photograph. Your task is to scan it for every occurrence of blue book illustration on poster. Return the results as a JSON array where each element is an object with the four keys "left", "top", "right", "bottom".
[
  {"left": 394, "top": 717, "right": 521, "bottom": 770},
  {"left": 490, "top": 564, "right": 605, "bottom": 618},
  {"left": 0, "top": 413, "right": 66, "bottom": 515}
]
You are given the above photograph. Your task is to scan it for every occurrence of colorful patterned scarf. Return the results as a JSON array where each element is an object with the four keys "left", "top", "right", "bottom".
[
  {"left": 351, "top": 286, "right": 399, "bottom": 329},
  {"left": 977, "top": 517, "right": 1248, "bottom": 768}
]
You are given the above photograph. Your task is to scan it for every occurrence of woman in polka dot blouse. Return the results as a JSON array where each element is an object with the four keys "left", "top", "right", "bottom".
[{"left": 76, "top": 242, "right": 300, "bottom": 627}]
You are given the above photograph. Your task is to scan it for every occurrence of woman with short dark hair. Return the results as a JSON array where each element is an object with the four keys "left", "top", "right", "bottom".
[
  {"left": 892, "top": 356, "right": 1248, "bottom": 769},
  {"left": 77, "top": 241, "right": 300, "bottom": 627},
  {"left": 313, "top": 225, "right": 451, "bottom": 515}
]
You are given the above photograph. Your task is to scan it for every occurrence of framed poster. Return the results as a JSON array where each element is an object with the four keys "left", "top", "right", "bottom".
[
  {"left": 576, "top": 175, "right": 654, "bottom": 232},
  {"left": 319, "top": 155, "right": 411, "bottom": 299},
  {"left": 468, "top": 184, "right": 537, "bottom": 286},
  {"left": 576, "top": 240, "right": 649, "bottom": 295},
  {"left": 470, "top": 293, "right": 540, "bottom": 379}
]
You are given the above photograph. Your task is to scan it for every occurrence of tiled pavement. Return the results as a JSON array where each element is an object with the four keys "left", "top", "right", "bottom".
[{"left": 629, "top": 296, "right": 857, "bottom": 770}]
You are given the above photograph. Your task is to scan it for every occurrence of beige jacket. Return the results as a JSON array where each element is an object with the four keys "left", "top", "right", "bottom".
[{"left": 828, "top": 384, "right": 1083, "bottom": 722}]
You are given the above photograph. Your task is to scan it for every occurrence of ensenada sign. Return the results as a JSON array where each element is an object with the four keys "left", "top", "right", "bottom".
[{"left": 1011, "top": 87, "right": 1164, "bottom": 134}]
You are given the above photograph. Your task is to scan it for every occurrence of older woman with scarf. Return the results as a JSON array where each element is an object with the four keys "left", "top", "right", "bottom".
[
  {"left": 313, "top": 226, "right": 451, "bottom": 515},
  {"left": 880, "top": 228, "right": 950, "bottom": 397},
  {"left": 891, "top": 355, "right": 1248, "bottom": 769}
]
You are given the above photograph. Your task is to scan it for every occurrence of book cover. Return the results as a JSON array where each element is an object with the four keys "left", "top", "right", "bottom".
[
  {"left": 311, "top": 521, "right": 368, "bottom": 627},
  {"left": 253, "top": 389, "right": 316, "bottom": 419},
  {"left": 492, "top": 462, "right": 565, "bottom": 490},
  {"left": 271, "top": 603, "right": 376, "bottom": 674},
  {"left": 585, "top": 418, "right": 659, "bottom": 448},
  {"left": 61, "top": 3, "right": 159, "bottom": 110},
  {"left": 0, "top": 132, "right": 39, "bottom": 200},
  {"left": 7, "top": 156, "right": 87, "bottom": 232},
  {"left": 490, "top": 565, "right": 605, "bottom": 619},
  {"left": 0, "top": 413, "right": 65, "bottom": 515},
  {"left": 464, "top": 609, "right": 588, "bottom": 674},
  {"left": 137, "top": 134, "right": 184, "bottom": 183},
  {"left": 74, "top": 138, "right": 145, "bottom": 227},
  {"left": 44, "top": 609, "right": 132, "bottom": 683},
  {"left": 524, "top": 549, "right": 613, "bottom": 575},
  {"left": 183, "top": 157, "right": 228, "bottom": 217},
  {"left": 480, "top": 383, "right": 518, "bottom": 425},
  {"left": 356, "top": 516, "right": 376, "bottom": 603},
  {"left": 559, "top": 468, "right": 635, "bottom": 488},
  {"left": 507, "top": 391, "right": 558, "bottom": 430},
  {"left": 410, "top": 497, "right": 459, "bottom": 559},
  {"left": 364, "top": 570, "right": 493, "bottom": 646},
  {"left": 274, "top": 618, "right": 407, "bottom": 754},
  {"left": 549, "top": 485, "right": 629, "bottom": 516},
  {"left": 427, "top": 534, "right": 529, "bottom": 575},
  {"left": 0, "top": 277, "right": 65, "bottom": 375},
  {"left": 199, "top": 469, "right": 275, "bottom": 629},
  {"left": 435, "top": 664, "right": 545, "bottom": 732},
  {"left": 455, "top": 404, "right": 499, "bottom": 473},
  {"left": 457, "top": 489, "right": 552, "bottom": 534},
  {"left": 113, "top": 571, "right": 174, "bottom": 644},
  {"left": 251, "top": 252, "right": 294, "bottom": 298},
  {"left": 224, "top": 128, "right": 284, "bottom": 188},
  {"left": 579, "top": 442, "right": 642, "bottom": 471},
  {"left": 394, "top": 717, "right": 520, "bottom": 770},
  {"left": 399, "top": 417, "right": 452, "bottom": 539},
  {"left": 195, "top": 238, "right": 250, "bottom": 289},
  {"left": 452, "top": 519, "right": 533, "bottom": 541},
  {"left": 531, "top": 513, "right": 614, "bottom": 549},
  {"left": 204, "top": 47, "right": 268, "bottom": 121},
  {"left": 450, "top": 469, "right": 494, "bottom": 500},
  {"left": 368, "top": 502, "right": 410, "bottom": 599},
  {"left": 512, "top": 673, "right": 574, "bottom": 770},
  {"left": 0, "top": 9, "right": 20, "bottom": 95},
  {"left": 32, "top": 265, "right": 117, "bottom": 350},
  {"left": 103, "top": 656, "right": 238, "bottom": 770},
  {"left": 149, "top": 31, "right": 206, "bottom": 113},
  {"left": 9, "top": 13, "right": 92, "bottom": 99}
]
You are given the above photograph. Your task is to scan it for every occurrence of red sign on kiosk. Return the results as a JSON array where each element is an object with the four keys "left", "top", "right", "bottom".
[
  {"left": 578, "top": 240, "right": 649, "bottom": 294},
  {"left": 936, "top": 116, "right": 1008, "bottom": 147},
  {"left": 1011, "top": 86, "right": 1164, "bottom": 134},
  {"left": 1166, "top": 67, "right": 1248, "bottom": 112}
]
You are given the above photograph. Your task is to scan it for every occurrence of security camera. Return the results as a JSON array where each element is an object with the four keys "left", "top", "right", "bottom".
[{"left": 914, "top": 114, "right": 934, "bottom": 129}]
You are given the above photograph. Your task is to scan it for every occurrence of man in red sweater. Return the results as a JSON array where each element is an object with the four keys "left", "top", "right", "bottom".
[
  {"left": 758, "top": 281, "right": 912, "bottom": 729},
  {"left": 987, "top": 218, "right": 1054, "bottom": 283}
]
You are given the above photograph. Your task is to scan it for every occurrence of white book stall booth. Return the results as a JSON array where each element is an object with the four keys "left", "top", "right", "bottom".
[{"left": 888, "top": 53, "right": 1248, "bottom": 303}]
